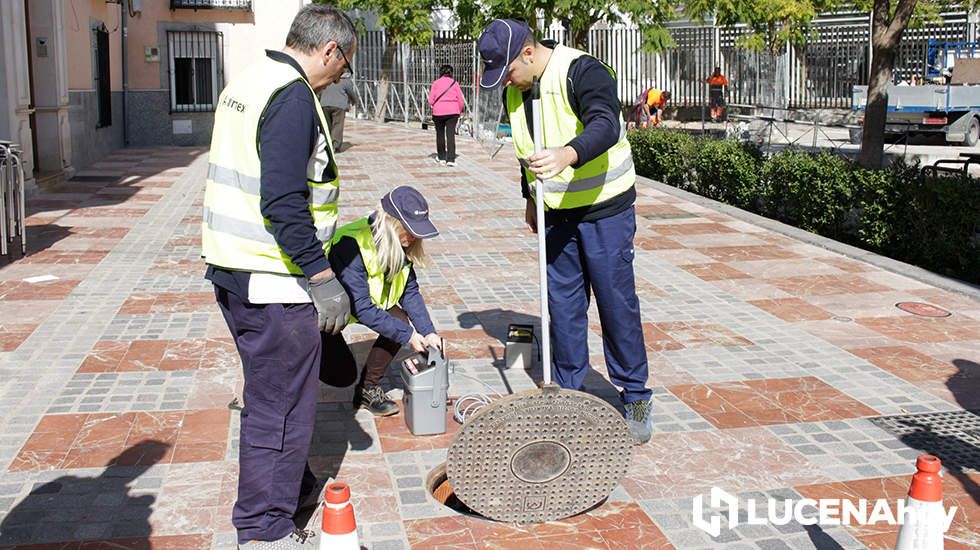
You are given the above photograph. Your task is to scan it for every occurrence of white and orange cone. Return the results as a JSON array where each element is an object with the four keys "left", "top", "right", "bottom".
[
  {"left": 320, "top": 482, "right": 359, "bottom": 550},
  {"left": 895, "top": 455, "right": 946, "bottom": 550}
]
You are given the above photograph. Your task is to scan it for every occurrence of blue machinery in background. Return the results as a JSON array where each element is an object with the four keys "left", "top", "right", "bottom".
[{"left": 926, "top": 40, "right": 980, "bottom": 78}]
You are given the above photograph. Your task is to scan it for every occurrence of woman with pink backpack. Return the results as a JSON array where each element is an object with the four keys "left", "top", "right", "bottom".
[{"left": 427, "top": 65, "right": 465, "bottom": 166}]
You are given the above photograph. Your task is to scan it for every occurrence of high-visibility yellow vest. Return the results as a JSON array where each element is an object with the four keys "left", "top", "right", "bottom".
[
  {"left": 202, "top": 55, "right": 339, "bottom": 275},
  {"left": 506, "top": 45, "right": 635, "bottom": 210},
  {"left": 333, "top": 217, "right": 411, "bottom": 322}
]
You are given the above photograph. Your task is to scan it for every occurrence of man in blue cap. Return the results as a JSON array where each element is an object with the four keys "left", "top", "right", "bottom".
[{"left": 478, "top": 19, "right": 653, "bottom": 444}]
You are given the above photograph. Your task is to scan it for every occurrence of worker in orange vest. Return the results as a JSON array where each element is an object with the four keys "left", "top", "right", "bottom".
[
  {"left": 640, "top": 88, "right": 670, "bottom": 128},
  {"left": 707, "top": 67, "right": 729, "bottom": 122}
]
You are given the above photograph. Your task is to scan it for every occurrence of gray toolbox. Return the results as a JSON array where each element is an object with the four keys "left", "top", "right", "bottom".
[{"left": 400, "top": 344, "right": 449, "bottom": 435}]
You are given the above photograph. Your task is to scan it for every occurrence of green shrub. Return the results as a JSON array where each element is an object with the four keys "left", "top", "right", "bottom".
[
  {"left": 628, "top": 133, "right": 979, "bottom": 284},
  {"left": 626, "top": 128, "right": 694, "bottom": 187},
  {"left": 687, "top": 138, "right": 762, "bottom": 209},
  {"left": 906, "top": 172, "right": 980, "bottom": 279},
  {"left": 760, "top": 150, "right": 854, "bottom": 238}
]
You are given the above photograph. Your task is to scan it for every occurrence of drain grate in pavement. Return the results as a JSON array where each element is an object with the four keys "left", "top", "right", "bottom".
[{"left": 869, "top": 410, "right": 980, "bottom": 473}]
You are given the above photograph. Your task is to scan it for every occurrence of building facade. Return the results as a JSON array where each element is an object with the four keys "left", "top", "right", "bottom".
[{"left": 0, "top": 0, "right": 308, "bottom": 194}]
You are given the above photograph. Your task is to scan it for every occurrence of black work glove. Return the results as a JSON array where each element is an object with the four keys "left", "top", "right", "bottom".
[{"left": 308, "top": 275, "right": 350, "bottom": 334}]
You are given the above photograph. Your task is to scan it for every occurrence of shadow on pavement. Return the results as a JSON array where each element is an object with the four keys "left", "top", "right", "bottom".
[{"left": 0, "top": 440, "right": 169, "bottom": 547}]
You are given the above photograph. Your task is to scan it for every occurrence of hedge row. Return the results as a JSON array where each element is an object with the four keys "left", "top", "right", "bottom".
[{"left": 627, "top": 129, "right": 980, "bottom": 284}]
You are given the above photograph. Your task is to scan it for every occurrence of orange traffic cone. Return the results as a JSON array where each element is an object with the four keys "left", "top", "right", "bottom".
[
  {"left": 320, "top": 482, "right": 358, "bottom": 549},
  {"left": 895, "top": 455, "right": 946, "bottom": 550}
]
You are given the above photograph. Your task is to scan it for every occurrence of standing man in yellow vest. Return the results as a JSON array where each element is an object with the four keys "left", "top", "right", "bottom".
[
  {"left": 478, "top": 20, "right": 653, "bottom": 445},
  {"left": 201, "top": 5, "right": 355, "bottom": 548}
]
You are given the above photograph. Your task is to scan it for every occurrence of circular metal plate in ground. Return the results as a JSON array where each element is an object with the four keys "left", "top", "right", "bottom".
[
  {"left": 446, "top": 385, "right": 633, "bottom": 523},
  {"left": 896, "top": 302, "right": 952, "bottom": 318}
]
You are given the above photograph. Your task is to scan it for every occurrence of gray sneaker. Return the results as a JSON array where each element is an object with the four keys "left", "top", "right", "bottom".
[
  {"left": 238, "top": 528, "right": 316, "bottom": 549},
  {"left": 624, "top": 399, "right": 653, "bottom": 445}
]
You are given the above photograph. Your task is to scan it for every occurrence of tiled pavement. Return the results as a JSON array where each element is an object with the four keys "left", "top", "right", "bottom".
[{"left": 0, "top": 121, "right": 978, "bottom": 549}]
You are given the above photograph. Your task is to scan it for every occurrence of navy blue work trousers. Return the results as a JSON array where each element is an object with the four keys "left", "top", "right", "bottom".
[
  {"left": 544, "top": 205, "right": 651, "bottom": 403},
  {"left": 215, "top": 286, "right": 321, "bottom": 544}
]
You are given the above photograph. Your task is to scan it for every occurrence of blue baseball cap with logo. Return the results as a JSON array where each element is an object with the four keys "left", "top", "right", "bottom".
[
  {"left": 381, "top": 186, "right": 438, "bottom": 239},
  {"left": 478, "top": 19, "right": 530, "bottom": 89}
]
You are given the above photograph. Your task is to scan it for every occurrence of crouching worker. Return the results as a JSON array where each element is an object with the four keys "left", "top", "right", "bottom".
[{"left": 320, "top": 185, "right": 442, "bottom": 416}]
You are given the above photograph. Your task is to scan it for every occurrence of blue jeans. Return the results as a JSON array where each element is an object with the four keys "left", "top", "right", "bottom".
[
  {"left": 544, "top": 205, "right": 651, "bottom": 403},
  {"left": 215, "top": 287, "right": 321, "bottom": 544}
]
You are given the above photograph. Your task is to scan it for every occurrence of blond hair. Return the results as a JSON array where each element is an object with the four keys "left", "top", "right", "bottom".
[{"left": 371, "top": 205, "right": 427, "bottom": 280}]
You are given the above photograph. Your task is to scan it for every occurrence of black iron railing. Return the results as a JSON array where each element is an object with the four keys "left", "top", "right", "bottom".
[{"left": 170, "top": 0, "right": 251, "bottom": 10}]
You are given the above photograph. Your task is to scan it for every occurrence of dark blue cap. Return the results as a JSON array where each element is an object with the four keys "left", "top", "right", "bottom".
[
  {"left": 478, "top": 19, "right": 530, "bottom": 89},
  {"left": 381, "top": 186, "right": 438, "bottom": 239}
]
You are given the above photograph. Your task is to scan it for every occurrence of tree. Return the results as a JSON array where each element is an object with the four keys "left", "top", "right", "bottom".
[
  {"left": 687, "top": 0, "right": 974, "bottom": 168},
  {"left": 446, "top": 0, "right": 677, "bottom": 52},
  {"left": 321, "top": 0, "right": 438, "bottom": 120}
]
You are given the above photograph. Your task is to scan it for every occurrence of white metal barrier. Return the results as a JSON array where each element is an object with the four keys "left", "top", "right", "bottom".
[{"left": 0, "top": 141, "right": 27, "bottom": 257}]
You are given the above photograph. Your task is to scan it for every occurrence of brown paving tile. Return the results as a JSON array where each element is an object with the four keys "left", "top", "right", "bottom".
[
  {"left": 421, "top": 285, "right": 466, "bottom": 306},
  {"left": 11, "top": 409, "right": 229, "bottom": 471},
  {"left": 118, "top": 291, "right": 215, "bottom": 315},
  {"left": 848, "top": 345, "right": 958, "bottom": 383},
  {"left": 437, "top": 328, "right": 503, "bottom": 361},
  {"left": 679, "top": 262, "right": 752, "bottom": 281},
  {"left": 698, "top": 245, "right": 800, "bottom": 262},
  {"left": 856, "top": 316, "right": 980, "bottom": 344},
  {"left": 641, "top": 323, "right": 683, "bottom": 352},
  {"left": 767, "top": 273, "right": 891, "bottom": 296},
  {"left": 634, "top": 277, "right": 669, "bottom": 297},
  {"left": 625, "top": 427, "right": 828, "bottom": 500},
  {"left": 748, "top": 297, "right": 834, "bottom": 322},
  {"left": 634, "top": 235, "right": 684, "bottom": 250},
  {"left": 816, "top": 256, "right": 876, "bottom": 273},
  {"left": 375, "top": 402, "right": 460, "bottom": 452},
  {"left": 178, "top": 409, "right": 231, "bottom": 445},
  {"left": 79, "top": 339, "right": 219, "bottom": 373},
  {"left": 652, "top": 321, "right": 753, "bottom": 349},
  {"left": 652, "top": 222, "right": 737, "bottom": 235},
  {"left": 669, "top": 377, "right": 876, "bottom": 428},
  {"left": 0, "top": 280, "right": 80, "bottom": 301},
  {"left": 404, "top": 515, "right": 480, "bottom": 548},
  {"left": 0, "top": 324, "right": 38, "bottom": 351}
]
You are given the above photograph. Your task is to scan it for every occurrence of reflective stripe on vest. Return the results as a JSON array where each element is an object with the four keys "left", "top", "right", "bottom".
[
  {"left": 201, "top": 56, "right": 340, "bottom": 275},
  {"left": 506, "top": 45, "right": 635, "bottom": 210},
  {"left": 333, "top": 218, "right": 411, "bottom": 322}
]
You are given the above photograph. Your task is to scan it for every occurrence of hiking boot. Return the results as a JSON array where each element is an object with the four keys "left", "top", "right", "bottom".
[
  {"left": 624, "top": 398, "right": 653, "bottom": 445},
  {"left": 355, "top": 385, "right": 399, "bottom": 417},
  {"left": 238, "top": 528, "right": 316, "bottom": 549}
]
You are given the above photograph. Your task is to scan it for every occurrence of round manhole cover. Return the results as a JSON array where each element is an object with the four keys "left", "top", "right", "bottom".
[
  {"left": 896, "top": 302, "right": 951, "bottom": 318},
  {"left": 446, "top": 385, "right": 633, "bottom": 524}
]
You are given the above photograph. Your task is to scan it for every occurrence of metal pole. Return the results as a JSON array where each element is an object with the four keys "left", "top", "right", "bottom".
[
  {"left": 402, "top": 42, "right": 409, "bottom": 127},
  {"left": 0, "top": 143, "right": 8, "bottom": 257},
  {"left": 11, "top": 148, "right": 26, "bottom": 254},
  {"left": 530, "top": 78, "right": 551, "bottom": 385}
]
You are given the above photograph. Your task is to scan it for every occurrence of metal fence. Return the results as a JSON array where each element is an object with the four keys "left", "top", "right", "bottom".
[
  {"left": 0, "top": 141, "right": 27, "bottom": 257},
  {"left": 349, "top": 10, "right": 975, "bottom": 132}
]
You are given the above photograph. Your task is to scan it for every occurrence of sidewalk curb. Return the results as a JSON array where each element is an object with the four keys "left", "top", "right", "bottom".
[{"left": 637, "top": 175, "right": 980, "bottom": 301}]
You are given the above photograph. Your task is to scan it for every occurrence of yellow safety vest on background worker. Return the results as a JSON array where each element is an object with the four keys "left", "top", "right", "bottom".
[
  {"left": 202, "top": 56, "right": 339, "bottom": 275},
  {"left": 506, "top": 44, "right": 635, "bottom": 210},
  {"left": 333, "top": 217, "right": 411, "bottom": 322}
]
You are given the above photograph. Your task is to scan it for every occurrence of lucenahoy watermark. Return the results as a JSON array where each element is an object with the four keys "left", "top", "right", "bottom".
[{"left": 692, "top": 487, "right": 958, "bottom": 537}]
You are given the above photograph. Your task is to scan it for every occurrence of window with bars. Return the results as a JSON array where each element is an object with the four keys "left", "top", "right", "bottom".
[
  {"left": 167, "top": 31, "right": 223, "bottom": 112},
  {"left": 94, "top": 25, "right": 112, "bottom": 127}
]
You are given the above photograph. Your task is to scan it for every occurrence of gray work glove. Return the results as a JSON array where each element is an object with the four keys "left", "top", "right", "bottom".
[{"left": 308, "top": 275, "right": 350, "bottom": 334}]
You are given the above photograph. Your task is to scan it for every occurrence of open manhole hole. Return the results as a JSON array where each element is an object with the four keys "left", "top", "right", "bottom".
[
  {"left": 895, "top": 302, "right": 952, "bottom": 318},
  {"left": 427, "top": 463, "right": 480, "bottom": 517}
]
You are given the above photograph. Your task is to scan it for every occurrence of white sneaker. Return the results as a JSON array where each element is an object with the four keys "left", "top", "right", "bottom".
[{"left": 446, "top": 161, "right": 455, "bottom": 167}]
